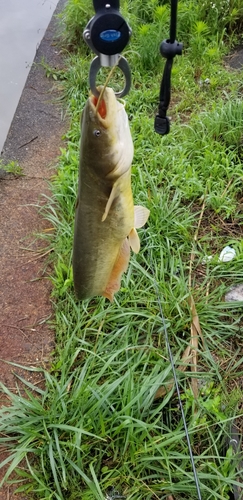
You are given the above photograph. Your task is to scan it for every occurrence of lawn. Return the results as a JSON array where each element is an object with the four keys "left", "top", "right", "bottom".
[{"left": 0, "top": 0, "right": 243, "bottom": 498}]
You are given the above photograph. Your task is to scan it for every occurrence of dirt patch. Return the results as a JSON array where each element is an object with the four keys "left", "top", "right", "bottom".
[
  {"left": 226, "top": 44, "right": 243, "bottom": 70},
  {"left": 0, "top": 0, "right": 68, "bottom": 496}
]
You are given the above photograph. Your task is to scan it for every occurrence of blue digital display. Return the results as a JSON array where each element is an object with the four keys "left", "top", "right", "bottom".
[{"left": 100, "top": 30, "right": 121, "bottom": 42}]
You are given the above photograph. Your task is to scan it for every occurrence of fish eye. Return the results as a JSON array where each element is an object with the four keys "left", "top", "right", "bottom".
[{"left": 93, "top": 129, "right": 101, "bottom": 137}]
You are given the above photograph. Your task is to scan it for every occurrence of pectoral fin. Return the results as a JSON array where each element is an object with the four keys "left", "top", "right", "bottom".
[
  {"left": 102, "top": 181, "right": 119, "bottom": 222},
  {"left": 102, "top": 238, "right": 130, "bottom": 302}
]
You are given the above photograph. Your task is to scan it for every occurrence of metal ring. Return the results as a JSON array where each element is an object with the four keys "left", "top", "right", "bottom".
[{"left": 89, "top": 55, "right": 131, "bottom": 98}]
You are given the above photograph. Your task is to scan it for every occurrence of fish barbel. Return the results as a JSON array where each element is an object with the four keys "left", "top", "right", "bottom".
[{"left": 73, "top": 86, "right": 149, "bottom": 301}]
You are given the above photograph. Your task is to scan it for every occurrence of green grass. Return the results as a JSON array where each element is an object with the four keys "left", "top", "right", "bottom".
[
  {"left": 1, "top": 0, "right": 243, "bottom": 498},
  {"left": 0, "top": 159, "right": 24, "bottom": 176}
]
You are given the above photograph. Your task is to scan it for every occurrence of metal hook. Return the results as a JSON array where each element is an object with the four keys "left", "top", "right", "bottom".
[{"left": 89, "top": 55, "right": 131, "bottom": 98}]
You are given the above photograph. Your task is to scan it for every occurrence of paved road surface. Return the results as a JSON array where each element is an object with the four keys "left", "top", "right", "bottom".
[{"left": 0, "top": 0, "right": 59, "bottom": 152}]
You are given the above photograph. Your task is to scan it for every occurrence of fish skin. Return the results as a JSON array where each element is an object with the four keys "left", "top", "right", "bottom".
[{"left": 73, "top": 87, "right": 149, "bottom": 301}]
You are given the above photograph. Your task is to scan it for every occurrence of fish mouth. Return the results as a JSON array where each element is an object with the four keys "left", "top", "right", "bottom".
[
  {"left": 89, "top": 86, "right": 119, "bottom": 128},
  {"left": 91, "top": 95, "right": 107, "bottom": 119},
  {"left": 88, "top": 87, "right": 133, "bottom": 179}
]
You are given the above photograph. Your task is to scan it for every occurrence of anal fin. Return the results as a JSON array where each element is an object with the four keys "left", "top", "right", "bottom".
[{"left": 102, "top": 238, "right": 130, "bottom": 301}]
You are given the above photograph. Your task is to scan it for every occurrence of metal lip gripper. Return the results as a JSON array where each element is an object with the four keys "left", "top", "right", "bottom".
[{"left": 83, "top": 1, "right": 132, "bottom": 98}]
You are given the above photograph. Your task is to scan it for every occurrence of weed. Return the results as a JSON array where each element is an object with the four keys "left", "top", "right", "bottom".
[
  {"left": 201, "top": 0, "right": 243, "bottom": 36},
  {"left": 0, "top": 160, "right": 23, "bottom": 176}
]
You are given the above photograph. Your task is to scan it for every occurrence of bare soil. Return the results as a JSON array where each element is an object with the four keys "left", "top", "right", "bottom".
[{"left": 0, "top": 0, "right": 68, "bottom": 497}]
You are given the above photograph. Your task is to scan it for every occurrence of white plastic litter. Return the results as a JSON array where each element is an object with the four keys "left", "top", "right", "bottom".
[
  {"left": 225, "top": 284, "right": 243, "bottom": 302},
  {"left": 218, "top": 246, "right": 236, "bottom": 262}
]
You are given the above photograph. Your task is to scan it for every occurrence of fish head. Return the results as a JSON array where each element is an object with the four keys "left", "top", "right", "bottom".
[{"left": 81, "top": 86, "right": 134, "bottom": 180}]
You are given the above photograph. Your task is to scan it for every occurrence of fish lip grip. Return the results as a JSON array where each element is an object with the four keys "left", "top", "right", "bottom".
[
  {"left": 88, "top": 55, "right": 131, "bottom": 99},
  {"left": 83, "top": 1, "right": 132, "bottom": 98}
]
